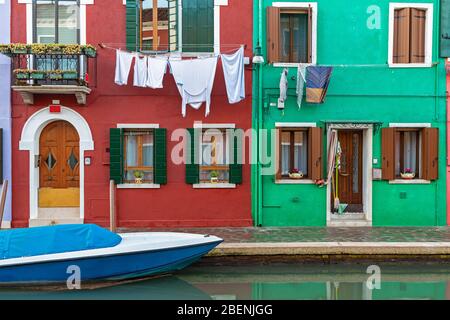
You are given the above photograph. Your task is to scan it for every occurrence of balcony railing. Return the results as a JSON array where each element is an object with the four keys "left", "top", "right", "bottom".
[{"left": 0, "top": 44, "right": 97, "bottom": 105}]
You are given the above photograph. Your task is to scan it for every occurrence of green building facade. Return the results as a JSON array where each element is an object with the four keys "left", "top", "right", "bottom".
[{"left": 252, "top": 0, "right": 448, "bottom": 226}]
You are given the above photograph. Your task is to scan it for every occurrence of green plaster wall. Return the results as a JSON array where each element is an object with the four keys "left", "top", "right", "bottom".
[{"left": 253, "top": 0, "right": 447, "bottom": 226}]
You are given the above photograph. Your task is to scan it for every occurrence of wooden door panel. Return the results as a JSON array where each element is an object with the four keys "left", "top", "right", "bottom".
[
  {"left": 337, "top": 130, "right": 363, "bottom": 207},
  {"left": 39, "top": 121, "right": 80, "bottom": 189}
]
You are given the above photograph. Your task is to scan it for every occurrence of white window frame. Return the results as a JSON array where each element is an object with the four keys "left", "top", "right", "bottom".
[
  {"left": 388, "top": 3, "right": 434, "bottom": 68},
  {"left": 116, "top": 123, "right": 161, "bottom": 189},
  {"left": 271, "top": 2, "right": 318, "bottom": 67},
  {"left": 124, "top": 0, "right": 228, "bottom": 56},
  {"left": 274, "top": 122, "right": 316, "bottom": 184},
  {"left": 193, "top": 122, "right": 236, "bottom": 189},
  {"left": 388, "top": 122, "right": 431, "bottom": 184}
]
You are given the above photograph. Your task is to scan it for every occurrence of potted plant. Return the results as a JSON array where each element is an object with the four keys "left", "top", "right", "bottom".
[
  {"left": 48, "top": 70, "right": 63, "bottom": 80},
  {"left": 31, "top": 43, "right": 49, "bottom": 55},
  {"left": 46, "top": 44, "right": 64, "bottom": 54},
  {"left": 0, "top": 44, "right": 11, "bottom": 56},
  {"left": 30, "top": 69, "right": 46, "bottom": 80},
  {"left": 400, "top": 168, "right": 415, "bottom": 180},
  {"left": 10, "top": 43, "right": 29, "bottom": 54},
  {"left": 81, "top": 44, "right": 97, "bottom": 58},
  {"left": 62, "top": 70, "right": 78, "bottom": 80},
  {"left": 210, "top": 170, "right": 219, "bottom": 183},
  {"left": 62, "top": 44, "right": 81, "bottom": 55},
  {"left": 289, "top": 168, "right": 304, "bottom": 180},
  {"left": 134, "top": 170, "right": 144, "bottom": 184},
  {"left": 13, "top": 69, "right": 29, "bottom": 80}
]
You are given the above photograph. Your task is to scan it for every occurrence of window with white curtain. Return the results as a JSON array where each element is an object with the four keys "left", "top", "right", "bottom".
[
  {"left": 278, "top": 128, "right": 308, "bottom": 178},
  {"left": 395, "top": 129, "right": 421, "bottom": 178},
  {"left": 123, "top": 130, "right": 154, "bottom": 183}
]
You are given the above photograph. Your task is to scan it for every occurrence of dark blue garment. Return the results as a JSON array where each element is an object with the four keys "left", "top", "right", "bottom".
[
  {"left": 306, "top": 66, "right": 333, "bottom": 103},
  {"left": 0, "top": 224, "right": 122, "bottom": 259}
]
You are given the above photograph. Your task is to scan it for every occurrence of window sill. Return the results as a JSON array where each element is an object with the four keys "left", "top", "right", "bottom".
[
  {"left": 388, "top": 63, "right": 433, "bottom": 68},
  {"left": 273, "top": 62, "right": 314, "bottom": 68},
  {"left": 275, "top": 179, "right": 315, "bottom": 185},
  {"left": 117, "top": 183, "right": 161, "bottom": 189},
  {"left": 389, "top": 179, "right": 431, "bottom": 185},
  {"left": 193, "top": 183, "right": 236, "bottom": 189}
]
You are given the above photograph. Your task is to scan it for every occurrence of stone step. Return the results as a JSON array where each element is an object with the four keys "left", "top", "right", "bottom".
[
  {"left": 38, "top": 207, "right": 80, "bottom": 219},
  {"left": 29, "top": 218, "right": 84, "bottom": 227}
]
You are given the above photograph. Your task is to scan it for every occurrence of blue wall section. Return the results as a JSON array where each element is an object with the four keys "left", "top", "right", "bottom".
[{"left": 0, "top": 0, "right": 12, "bottom": 226}]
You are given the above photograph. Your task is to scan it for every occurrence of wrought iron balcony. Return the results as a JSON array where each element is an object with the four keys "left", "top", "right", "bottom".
[{"left": 1, "top": 44, "right": 97, "bottom": 105}]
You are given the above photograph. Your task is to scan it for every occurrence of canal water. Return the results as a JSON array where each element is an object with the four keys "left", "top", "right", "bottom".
[{"left": 1, "top": 259, "right": 450, "bottom": 300}]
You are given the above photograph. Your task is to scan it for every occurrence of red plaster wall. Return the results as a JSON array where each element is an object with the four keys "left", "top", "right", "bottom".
[{"left": 10, "top": 1, "right": 253, "bottom": 228}]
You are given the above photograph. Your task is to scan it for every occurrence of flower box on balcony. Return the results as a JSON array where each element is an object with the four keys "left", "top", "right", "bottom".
[
  {"left": 30, "top": 70, "right": 46, "bottom": 80},
  {"left": 10, "top": 44, "right": 29, "bottom": 54},
  {"left": 62, "top": 71, "right": 78, "bottom": 80},
  {"left": 82, "top": 45, "right": 96, "bottom": 58},
  {"left": 48, "top": 71, "right": 63, "bottom": 80},
  {"left": 14, "top": 69, "right": 29, "bottom": 80}
]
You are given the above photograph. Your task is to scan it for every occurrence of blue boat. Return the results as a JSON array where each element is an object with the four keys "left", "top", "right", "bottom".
[{"left": 0, "top": 224, "right": 223, "bottom": 285}]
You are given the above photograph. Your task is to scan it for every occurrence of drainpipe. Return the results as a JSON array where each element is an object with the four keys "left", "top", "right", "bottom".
[{"left": 257, "top": 0, "right": 263, "bottom": 226}]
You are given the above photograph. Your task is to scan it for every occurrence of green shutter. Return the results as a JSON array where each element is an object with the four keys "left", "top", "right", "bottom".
[
  {"left": 441, "top": 0, "right": 450, "bottom": 57},
  {"left": 153, "top": 128, "right": 167, "bottom": 185},
  {"left": 182, "top": 0, "right": 214, "bottom": 52},
  {"left": 110, "top": 128, "right": 123, "bottom": 184},
  {"left": 229, "top": 129, "right": 243, "bottom": 184},
  {"left": 185, "top": 128, "right": 200, "bottom": 184},
  {"left": 126, "top": 0, "right": 139, "bottom": 51}
]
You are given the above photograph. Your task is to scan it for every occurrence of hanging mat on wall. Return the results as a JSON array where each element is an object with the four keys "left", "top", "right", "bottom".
[{"left": 305, "top": 66, "right": 333, "bottom": 103}]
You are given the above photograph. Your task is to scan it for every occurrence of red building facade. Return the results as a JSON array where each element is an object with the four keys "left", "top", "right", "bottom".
[{"left": 10, "top": 0, "right": 253, "bottom": 228}]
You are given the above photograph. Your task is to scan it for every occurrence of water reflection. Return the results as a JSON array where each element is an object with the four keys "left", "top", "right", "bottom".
[{"left": 1, "top": 262, "right": 450, "bottom": 300}]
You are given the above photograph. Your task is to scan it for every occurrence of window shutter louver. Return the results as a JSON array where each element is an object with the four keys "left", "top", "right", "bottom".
[
  {"left": 422, "top": 128, "right": 439, "bottom": 181},
  {"left": 229, "top": 129, "right": 243, "bottom": 185},
  {"left": 393, "top": 8, "right": 411, "bottom": 63},
  {"left": 185, "top": 128, "right": 200, "bottom": 184},
  {"left": 307, "top": 6, "right": 313, "bottom": 63},
  {"left": 153, "top": 128, "right": 167, "bottom": 185},
  {"left": 441, "top": 0, "right": 450, "bottom": 57},
  {"left": 110, "top": 128, "right": 124, "bottom": 184},
  {"left": 182, "top": 0, "right": 214, "bottom": 52},
  {"left": 381, "top": 128, "right": 395, "bottom": 180},
  {"left": 266, "top": 6, "right": 280, "bottom": 63},
  {"left": 410, "top": 8, "right": 426, "bottom": 63},
  {"left": 309, "top": 127, "right": 323, "bottom": 180},
  {"left": 126, "top": 0, "right": 139, "bottom": 51}
]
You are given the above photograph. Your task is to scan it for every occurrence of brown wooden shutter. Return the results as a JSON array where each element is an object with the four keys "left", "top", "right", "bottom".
[
  {"left": 309, "top": 127, "right": 323, "bottom": 180},
  {"left": 381, "top": 128, "right": 395, "bottom": 180},
  {"left": 410, "top": 8, "right": 426, "bottom": 63},
  {"left": 307, "top": 6, "right": 312, "bottom": 63},
  {"left": 422, "top": 128, "right": 439, "bottom": 180},
  {"left": 393, "top": 8, "right": 411, "bottom": 63},
  {"left": 266, "top": 6, "right": 280, "bottom": 63}
]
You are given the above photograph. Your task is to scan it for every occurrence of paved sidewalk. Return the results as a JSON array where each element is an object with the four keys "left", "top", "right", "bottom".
[
  {"left": 119, "top": 227, "right": 450, "bottom": 242},
  {"left": 118, "top": 227, "right": 450, "bottom": 257}
]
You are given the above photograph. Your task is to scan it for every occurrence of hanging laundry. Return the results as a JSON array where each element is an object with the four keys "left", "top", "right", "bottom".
[
  {"left": 296, "top": 65, "right": 306, "bottom": 109},
  {"left": 278, "top": 68, "right": 288, "bottom": 109},
  {"left": 169, "top": 57, "right": 218, "bottom": 117},
  {"left": 305, "top": 66, "right": 333, "bottom": 103},
  {"left": 114, "top": 50, "right": 134, "bottom": 86},
  {"left": 146, "top": 57, "right": 168, "bottom": 89},
  {"left": 221, "top": 46, "right": 245, "bottom": 104},
  {"left": 133, "top": 53, "right": 148, "bottom": 87}
]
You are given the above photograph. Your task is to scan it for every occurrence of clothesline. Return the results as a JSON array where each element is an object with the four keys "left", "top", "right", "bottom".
[
  {"left": 113, "top": 43, "right": 246, "bottom": 118},
  {"left": 98, "top": 43, "right": 246, "bottom": 56}
]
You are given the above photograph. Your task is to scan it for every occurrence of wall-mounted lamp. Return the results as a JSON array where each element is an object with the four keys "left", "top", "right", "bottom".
[{"left": 252, "top": 46, "right": 265, "bottom": 64}]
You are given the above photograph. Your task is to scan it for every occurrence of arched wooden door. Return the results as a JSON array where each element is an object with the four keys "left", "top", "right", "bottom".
[{"left": 39, "top": 121, "right": 80, "bottom": 207}]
